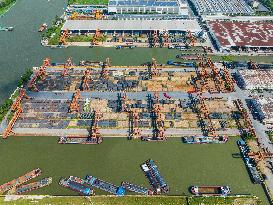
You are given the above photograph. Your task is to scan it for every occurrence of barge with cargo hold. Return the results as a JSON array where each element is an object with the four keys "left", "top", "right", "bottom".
[{"left": 190, "top": 185, "right": 231, "bottom": 196}]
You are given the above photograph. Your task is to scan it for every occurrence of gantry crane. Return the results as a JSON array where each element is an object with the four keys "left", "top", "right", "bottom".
[
  {"left": 92, "top": 29, "right": 101, "bottom": 45},
  {"left": 248, "top": 151, "right": 273, "bottom": 162},
  {"left": 151, "top": 58, "right": 159, "bottom": 77},
  {"left": 28, "top": 58, "right": 50, "bottom": 91},
  {"left": 129, "top": 109, "right": 140, "bottom": 139},
  {"left": 152, "top": 103, "right": 166, "bottom": 140},
  {"left": 69, "top": 89, "right": 81, "bottom": 113},
  {"left": 101, "top": 57, "right": 110, "bottom": 79},
  {"left": 162, "top": 31, "right": 169, "bottom": 46},
  {"left": 89, "top": 110, "right": 102, "bottom": 139},
  {"left": 222, "top": 65, "right": 235, "bottom": 92},
  {"left": 186, "top": 30, "right": 197, "bottom": 47},
  {"left": 59, "top": 29, "right": 69, "bottom": 45},
  {"left": 2, "top": 89, "right": 29, "bottom": 139},
  {"left": 94, "top": 10, "right": 103, "bottom": 20},
  {"left": 153, "top": 30, "right": 158, "bottom": 46},
  {"left": 81, "top": 69, "right": 92, "bottom": 91},
  {"left": 248, "top": 59, "right": 259, "bottom": 70},
  {"left": 61, "top": 58, "right": 73, "bottom": 77}
]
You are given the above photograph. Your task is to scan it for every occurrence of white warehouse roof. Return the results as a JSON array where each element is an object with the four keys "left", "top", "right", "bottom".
[{"left": 62, "top": 19, "right": 202, "bottom": 32}]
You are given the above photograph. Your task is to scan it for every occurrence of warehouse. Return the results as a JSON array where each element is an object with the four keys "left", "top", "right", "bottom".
[
  {"left": 108, "top": 0, "right": 189, "bottom": 15},
  {"left": 189, "top": 0, "right": 253, "bottom": 15},
  {"left": 62, "top": 19, "right": 202, "bottom": 34},
  {"left": 236, "top": 70, "right": 273, "bottom": 90},
  {"left": 207, "top": 20, "right": 273, "bottom": 52}
]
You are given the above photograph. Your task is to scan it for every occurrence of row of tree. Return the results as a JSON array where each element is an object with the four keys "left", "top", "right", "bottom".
[{"left": 0, "top": 0, "right": 16, "bottom": 8}]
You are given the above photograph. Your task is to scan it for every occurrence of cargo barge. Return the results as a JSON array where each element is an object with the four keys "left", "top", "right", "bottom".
[
  {"left": 237, "top": 140, "right": 263, "bottom": 184},
  {"left": 182, "top": 136, "right": 228, "bottom": 144},
  {"left": 59, "top": 176, "right": 94, "bottom": 196},
  {"left": 58, "top": 136, "right": 103, "bottom": 144},
  {"left": 8, "top": 177, "right": 52, "bottom": 195},
  {"left": 190, "top": 185, "right": 231, "bottom": 196},
  {"left": 0, "top": 168, "right": 42, "bottom": 194},
  {"left": 121, "top": 181, "right": 152, "bottom": 195},
  {"left": 85, "top": 175, "right": 126, "bottom": 196},
  {"left": 141, "top": 159, "right": 169, "bottom": 194}
]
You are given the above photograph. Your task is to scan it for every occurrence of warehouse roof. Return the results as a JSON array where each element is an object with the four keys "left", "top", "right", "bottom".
[
  {"left": 108, "top": 0, "right": 178, "bottom": 7},
  {"left": 62, "top": 19, "right": 202, "bottom": 31}
]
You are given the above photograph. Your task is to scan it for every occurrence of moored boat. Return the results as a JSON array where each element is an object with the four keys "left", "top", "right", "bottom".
[
  {"left": 0, "top": 26, "right": 13, "bottom": 31},
  {"left": 58, "top": 136, "right": 103, "bottom": 144},
  {"left": 38, "top": 23, "right": 47, "bottom": 32},
  {"left": 182, "top": 136, "right": 228, "bottom": 144},
  {"left": 190, "top": 185, "right": 230, "bottom": 196}
]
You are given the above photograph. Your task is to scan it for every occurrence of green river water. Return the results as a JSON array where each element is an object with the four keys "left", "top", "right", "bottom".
[{"left": 0, "top": 1, "right": 271, "bottom": 203}]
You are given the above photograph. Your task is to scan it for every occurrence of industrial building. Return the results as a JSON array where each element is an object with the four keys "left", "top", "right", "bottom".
[
  {"left": 207, "top": 20, "right": 273, "bottom": 52},
  {"left": 62, "top": 19, "right": 202, "bottom": 34},
  {"left": 236, "top": 70, "right": 273, "bottom": 90},
  {"left": 108, "top": 0, "right": 189, "bottom": 15},
  {"left": 189, "top": 0, "right": 254, "bottom": 15}
]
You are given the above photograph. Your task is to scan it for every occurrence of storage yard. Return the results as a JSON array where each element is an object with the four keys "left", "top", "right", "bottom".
[{"left": 236, "top": 69, "right": 273, "bottom": 90}]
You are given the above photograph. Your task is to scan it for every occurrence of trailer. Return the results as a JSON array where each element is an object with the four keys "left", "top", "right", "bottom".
[
  {"left": 85, "top": 175, "right": 125, "bottom": 196},
  {"left": 121, "top": 181, "right": 151, "bottom": 195},
  {"left": 59, "top": 176, "right": 94, "bottom": 196}
]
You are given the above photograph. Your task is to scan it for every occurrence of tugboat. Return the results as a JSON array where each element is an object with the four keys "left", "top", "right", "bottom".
[
  {"left": 190, "top": 185, "right": 230, "bottom": 196},
  {"left": 38, "top": 23, "right": 47, "bottom": 32},
  {"left": 0, "top": 26, "right": 13, "bottom": 31},
  {"left": 58, "top": 136, "right": 103, "bottom": 144},
  {"left": 182, "top": 135, "right": 228, "bottom": 144}
]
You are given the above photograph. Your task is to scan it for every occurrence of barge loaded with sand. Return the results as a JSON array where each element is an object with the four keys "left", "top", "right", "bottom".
[{"left": 190, "top": 185, "right": 231, "bottom": 196}]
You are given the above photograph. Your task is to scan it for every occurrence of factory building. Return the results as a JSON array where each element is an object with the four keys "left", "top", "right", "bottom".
[
  {"left": 108, "top": 0, "right": 189, "bottom": 15},
  {"left": 236, "top": 70, "right": 273, "bottom": 90},
  {"left": 62, "top": 19, "right": 202, "bottom": 35},
  {"left": 207, "top": 20, "right": 273, "bottom": 52},
  {"left": 189, "top": 0, "right": 254, "bottom": 15}
]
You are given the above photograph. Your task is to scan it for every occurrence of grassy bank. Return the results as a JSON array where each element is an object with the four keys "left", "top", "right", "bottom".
[
  {"left": 0, "top": 195, "right": 261, "bottom": 205},
  {"left": 0, "top": 0, "right": 16, "bottom": 16},
  {"left": 0, "top": 137, "right": 268, "bottom": 204}
]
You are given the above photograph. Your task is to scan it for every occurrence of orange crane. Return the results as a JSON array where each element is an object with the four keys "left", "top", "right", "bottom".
[
  {"left": 43, "top": 58, "right": 50, "bottom": 67},
  {"left": 94, "top": 10, "right": 103, "bottom": 20},
  {"left": 81, "top": 69, "right": 92, "bottom": 91},
  {"left": 153, "top": 30, "right": 158, "bottom": 46},
  {"left": 90, "top": 110, "right": 102, "bottom": 139},
  {"left": 222, "top": 65, "right": 235, "bottom": 92},
  {"left": 101, "top": 57, "right": 110, "bottom": 79},
  {"left": 69, "top": 89, "right": 81, "bottom": 113},
  {"left": 92, "top": 29, "right": 101, "bottom": 45},
  {"left": 187, "top": 30, "right": 197, "bottom": 47},
  {"left": 248, "top": 151, "right": 273, "bottom": 162},
  {"left": 162, "top": 31, "right": 169, "bottom": 46},
  {"left": 131, "top": 109, "right": 140, "bottom": 139},
  {"left": 249, "top": 59, "right": 259, "bottom": 69},
  {"left": 2, "top": 89, "right": 29, "bottom": 139},
  {"left": 152, "top": 103, "right": 166, "bottom": 140},
  {"left": 61, "top": 58, "right": 73, "bottom": 77},
  {"left": 59, "top": 29, "right": 69, "bottom": 45},
  {"left": 151, "top": 58, "right": 159, "bottom": 77}
]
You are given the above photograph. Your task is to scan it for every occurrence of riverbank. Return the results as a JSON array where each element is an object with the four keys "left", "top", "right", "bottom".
[
  {"left": 0, "top": 0, "right": 16, "bottom": 17},
  {"left": 0, "top": 195, "right": 261, "bottom": 205}
]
